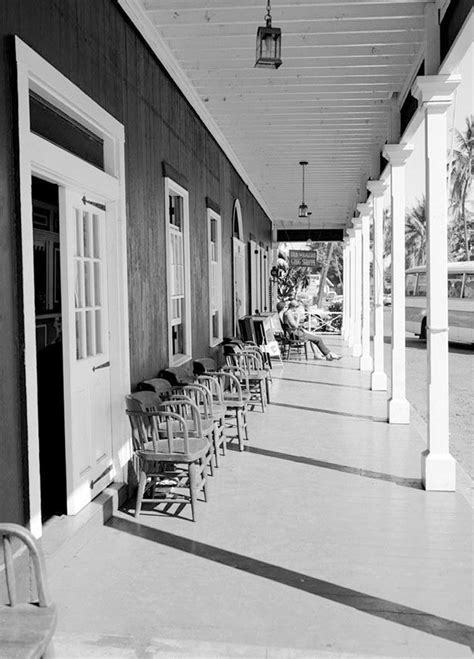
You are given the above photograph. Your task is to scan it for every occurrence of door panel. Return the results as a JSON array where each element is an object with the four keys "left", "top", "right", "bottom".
[
  {"left": 60, "top": 189, "right": 113, "bottom": 514},
  {"left": 233, "top": 237, "right": 247, "bottom": 331}
]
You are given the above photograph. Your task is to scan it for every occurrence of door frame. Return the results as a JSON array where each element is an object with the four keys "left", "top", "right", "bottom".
[{"left": 15, "top": 38, "right": 130, "bottom": 537}]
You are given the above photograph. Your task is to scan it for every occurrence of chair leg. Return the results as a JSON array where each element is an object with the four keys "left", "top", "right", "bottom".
[
  {"left": 220, "top": 420, "right": 227, "bottom": 455},
  {"left": 265, "top": 377, "right": 271, "bottom": 404},
  {"left": 236, "top": 409, "right": 244, "bottom": 451},
  {"left": 260, "top": 381, "right": 265, "bottom": 412},
  {"left": 243, "top": 408, "right": 249, "bottom": 442},
  {"left": 200, "top": 457, "right": 208, "bottom": 502},
  {"left": 188, "top": 462, "right": 198, "bottom": 522},
  {"left": 213, "top": 427, "right": 220, "bottom": 468},
  {"left": 135, "top": 470, "right": 147, "bottom": 518}
]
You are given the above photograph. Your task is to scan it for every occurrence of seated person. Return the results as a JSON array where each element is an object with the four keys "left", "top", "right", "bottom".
[{"left": 277, "top": 300, "right": 341, "bottom": 361}]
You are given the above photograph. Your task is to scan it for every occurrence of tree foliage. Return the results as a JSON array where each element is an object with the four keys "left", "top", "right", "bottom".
[
  {"left": 449, "top": 116, "right": 473, "bottom": 260},
  {"left": 405, "top": 197, "right": 427, "bottom": 267}
]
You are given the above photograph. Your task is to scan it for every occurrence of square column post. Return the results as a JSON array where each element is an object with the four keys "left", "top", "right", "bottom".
[
  {"left": 346, "top": 230, "right": 355, "bottom": 347},
  {"left": 383, "top": 144, "right": 413, "bottom": 423},
  {"left": 412, "top": 74, "right": 461, "bottom": 490},
  {"left": 351, "top": 218, "right": 363, "bottom": 357},
  {"left": 367, "top": 180, "right": 388, "bottom": 391},
  {"left": 357, "top": 203, "right": 373, "bottom": 371},
  {"left": 342, "top": 239, "right": 350, "bottom": 340}
]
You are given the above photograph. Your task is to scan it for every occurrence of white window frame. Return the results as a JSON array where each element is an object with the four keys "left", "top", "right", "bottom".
[
  {"left": 207, "top": 208, "right": 223, "bottom": 346},
  {"left": 165, "top": 177, "right": 192, "bottom": 366}
]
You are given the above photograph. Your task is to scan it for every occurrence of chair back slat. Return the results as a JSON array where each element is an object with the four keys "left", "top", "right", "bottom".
[
  {"left": 3, "top": 535, "right": 17, "bottom": 606},
  {"left": 0, "top": 524, "right": 52, "bottom": 608}
]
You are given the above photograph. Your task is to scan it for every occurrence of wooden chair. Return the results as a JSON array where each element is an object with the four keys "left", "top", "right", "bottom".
[
  {"left": 125, "top": 401, "right": 209, "bottom": 521},
  {"left": 193, "top": 359, "right": 250, "bottom": 451},
  {"left": 281, "top": 324, "right": 308, "bottom": 360},
  {"left": 130, "top": 387, "right": 216, "bottom": 476},
  {"left": 225, "top": 346, "right": 267, "bottom": 412},
  {"left": 193, "top": 374, "right": 227, "bottom": 463},
  {"left": 0, "top": 523, "right": 56, "bottom": 658},
  {"left": 211, "top": 369, "right": 250, "bottom": 451},
  {"left": 170, "top": 383, "right": 224, "bottom": 471}
]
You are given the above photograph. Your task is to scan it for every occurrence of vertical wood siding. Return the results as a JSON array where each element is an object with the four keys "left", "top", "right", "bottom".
[{"left": 0, "top": 0, "right": 272, "bottom": 522}]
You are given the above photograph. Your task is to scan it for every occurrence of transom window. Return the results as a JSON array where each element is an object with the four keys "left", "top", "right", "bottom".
[
  {"left": 165, "top": 178, "right": 191, "bottom": 365},
  {"left": 208, "top": 209, "right": 223, "bottom": 346}
]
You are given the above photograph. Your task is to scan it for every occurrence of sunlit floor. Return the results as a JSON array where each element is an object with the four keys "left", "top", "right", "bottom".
[{"left": 47, "top": 338, "right": 473, "bottom": 658}]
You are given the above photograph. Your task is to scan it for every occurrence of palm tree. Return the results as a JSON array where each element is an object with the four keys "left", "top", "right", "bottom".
[
  {"left": 449, "top": 116, "right": 473, "bottom": 259},
  {"left": 405, "top": 197, "right": 427, "bottom": 267}
]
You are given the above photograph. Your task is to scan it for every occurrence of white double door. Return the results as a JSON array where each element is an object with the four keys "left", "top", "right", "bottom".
[{"left": 60, "top": 189, "right": 113, "bottom": 514}]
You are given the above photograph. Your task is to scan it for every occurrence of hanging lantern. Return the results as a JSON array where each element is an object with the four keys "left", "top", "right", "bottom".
[
  {"left": 298, "top": 161, "right": 309, "bottom": 218},
  {"left": 255, "top": 1, "right": 282, "bottom": 69}
]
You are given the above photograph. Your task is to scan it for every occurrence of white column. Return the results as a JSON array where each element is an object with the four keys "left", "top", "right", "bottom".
[
  {"left": 357, "top": 203, "right": 373, "bottom": 371},
  {"left": 412, "top": 75, "right": 461, "bottom": 490},
  {"left": 351, "top": 218, "right": 363, "bottom": 357},
  {"left": 367, "top": 180, "right": 388, "bottom": 391},
  {"left": 342, "top": 241, "right": 348, "bottom": 339},
  {"left": 342, "top": 238, "right": 351, "bottom": 342},
  {"left": 383, "top": 144, "right": 413, "bottom": 424},
  {"left": 347, "top": 229, "right": 355, "bottom": 348}
]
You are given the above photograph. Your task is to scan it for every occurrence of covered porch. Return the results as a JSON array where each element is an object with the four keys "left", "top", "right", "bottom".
[{"left": 45, "top": 341, "right": 473, "bottom": 658}]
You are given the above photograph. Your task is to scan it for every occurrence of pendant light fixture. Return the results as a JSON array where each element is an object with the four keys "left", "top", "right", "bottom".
[
  {"left": 255, "top": 0, "right": 282, "bottom": 69},
  {"left": 298, "top": 161, "right": 309, "bottom": 218}
]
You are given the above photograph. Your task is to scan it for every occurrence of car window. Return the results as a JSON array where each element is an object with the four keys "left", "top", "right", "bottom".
[
  {"left": 448, "top": 274, "right": 464, "bottom": 298},
  {"left": 405, "top": 273, "right": 417, "bottom": 296},
  {"left": 463, "top": 274, "right": 474, "bottom": 299},
  {"left": 416, "top": 273, "right": 427, "bottom": 297}
]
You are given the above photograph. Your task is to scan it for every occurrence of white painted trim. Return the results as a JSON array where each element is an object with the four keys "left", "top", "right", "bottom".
[
  {"left": 207, "top": 208, "right": 223, "bottom": 347},
  {"left": 232, "top": 199, "right": 244, "bottom": 242},
  {"left": 15, "top": 37, "right": 130, "bottom": 537},
  {"left": 164, "top": 177, "right": 192, "bottom": 365},
  {"left": 117, "top": 0, "right": 272, "bottom": 222}
]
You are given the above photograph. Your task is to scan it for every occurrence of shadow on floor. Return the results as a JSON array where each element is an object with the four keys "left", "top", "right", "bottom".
[
  {"left": 227, "top": 444, "right": 423, "bottom": 490},
  {"left": 271, "top": 401, "right": 387, "bottom": 423},
  {"left": 107, "top": 516, "right": 473, "bottom": 651},
  {"left": 273, "top": 376, "right": 368, "bottom": 391},
  {"left": 283, "top": 359, "right": 361, "bottom": 371},
  {"left": 383, "top": 337, "right": 474, "bottom": 354}
]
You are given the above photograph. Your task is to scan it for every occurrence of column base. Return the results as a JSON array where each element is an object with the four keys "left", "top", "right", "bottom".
[
  {"left": 421, "top": 449, "right": 456, "bottom": 491},
  {"left": 359, "top": 354, "right": 373, "bottom": 371},
  {"left": 352, "top": 343, "right": 362, "bottom": 357},
  {"left": 371, "top": 371, "right": 387, "bottom": 391},
  {"left": 388, "top": 397, "right": 410, "bottom": 424},
  {"left": 347, "top": 336, "right": 354, "bottom": 348}
]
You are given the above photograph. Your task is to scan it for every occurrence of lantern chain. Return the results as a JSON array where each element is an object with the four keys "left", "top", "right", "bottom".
[{"left": 265, "top": 0, "right": 272, "bottom": 25}]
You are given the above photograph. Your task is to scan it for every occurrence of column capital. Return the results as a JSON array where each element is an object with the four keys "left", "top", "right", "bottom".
[
  {"left": 412, "top": 74, "right": 461, "bottom": 110},
  {"left": 351, "top": 216, "right": 362, "bottom": 230},
  {"left": 367, "top": 180, "right": 387, "bottom": 198},
  {"left": 357, "top": 202, "right": 371, "bottom": 218},
  {"left": 383, "top": 143, "right": 414, "bottom": 166},
  {"left": 346, "top": 228, "right": 356, "bottom": 239}
]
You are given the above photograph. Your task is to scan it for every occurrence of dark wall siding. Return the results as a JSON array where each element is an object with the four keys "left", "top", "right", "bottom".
[{"left": 0, "top": 0, "right": 271, "bottom": 522}]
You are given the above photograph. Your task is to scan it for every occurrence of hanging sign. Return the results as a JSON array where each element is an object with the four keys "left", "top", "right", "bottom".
[{"left": 288, "top": 250, "right": 317, "bottom": 268}]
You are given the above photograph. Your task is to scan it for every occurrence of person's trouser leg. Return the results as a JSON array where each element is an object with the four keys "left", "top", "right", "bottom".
[{"left": 312, "top": 337, "right": 330, "bottom": 356}]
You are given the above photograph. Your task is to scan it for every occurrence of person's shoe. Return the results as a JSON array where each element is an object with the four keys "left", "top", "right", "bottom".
[
  {"left": 313, "top": 354, "right": 325, "bottom": 360},
  {"left": 327, "top": 352, "right": 342, "bottom": 361}
]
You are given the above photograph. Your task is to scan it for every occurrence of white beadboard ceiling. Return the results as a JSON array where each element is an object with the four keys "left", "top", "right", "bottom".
[{"left": 139, "top": 0, "right": 436, "bottom": 232}]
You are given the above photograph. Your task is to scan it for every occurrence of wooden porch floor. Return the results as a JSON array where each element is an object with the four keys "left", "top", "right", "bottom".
[{"left": 46, "top": 336, "right": 473, "bottom": 658}]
